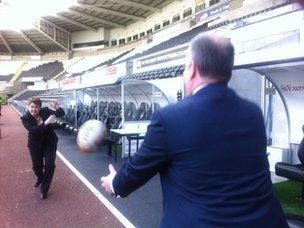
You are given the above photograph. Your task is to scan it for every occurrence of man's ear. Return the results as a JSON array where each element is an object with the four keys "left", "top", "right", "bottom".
[{"left": 189, "top": 60, "right": 198, "bottom": 80}]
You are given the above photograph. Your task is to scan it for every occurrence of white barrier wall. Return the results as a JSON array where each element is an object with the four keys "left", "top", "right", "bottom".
[
  {"left": 149, "top": 77, "right": 184, "bottom": 103},
  {"left": 60, "top": 62, "right": 126, "bottom": 90}
]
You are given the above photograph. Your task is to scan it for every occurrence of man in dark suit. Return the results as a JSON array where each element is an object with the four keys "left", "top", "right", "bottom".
[
  {"left": 101, "top": 34, "right": 288, "bottom": 227},
  {"left": 21, "top": 97, "right": 64, "bottom": 199}
]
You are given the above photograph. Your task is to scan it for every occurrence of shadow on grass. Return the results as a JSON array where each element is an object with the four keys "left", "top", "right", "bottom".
[{"left": 274, "top": 180, "right": 304, "bottom": 216}]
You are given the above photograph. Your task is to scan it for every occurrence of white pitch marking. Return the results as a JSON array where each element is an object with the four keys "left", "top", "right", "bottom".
[
  {"left": 56, "top": 151, "right": 135, "bottom": 228},
  {"left": 12, "top": 105, "right": 135, "bottom": 228}
]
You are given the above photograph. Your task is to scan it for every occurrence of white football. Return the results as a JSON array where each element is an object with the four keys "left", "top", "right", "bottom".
[{"left": 76, "top": 120, "right": 106, "bottom": 153}]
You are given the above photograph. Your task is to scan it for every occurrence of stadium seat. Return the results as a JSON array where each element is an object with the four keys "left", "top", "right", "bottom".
[
  {"left": 134, "top": 102, "right": 147, "bottom": 121},
  {"left": 275, "top": 162, "right": 304, "bottom": 200}
]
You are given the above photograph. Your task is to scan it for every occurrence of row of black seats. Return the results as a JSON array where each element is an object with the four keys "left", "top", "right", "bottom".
[
  {"left": 15, "top": 90, "right": 45, "bottom": 101},
  {"left": 11, "top": 101, "right": 27, "bottom": 115},
  {"left": 124, "top": 65, "right": 185, "bottom": 81},
  {"left": 20, "top": 61, "right": 64, "bottom": 81},
  {"left": 59, "top": 101, "right": 160, "bottom": 134}
]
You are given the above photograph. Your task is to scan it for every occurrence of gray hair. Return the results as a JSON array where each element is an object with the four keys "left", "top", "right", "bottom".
[{"left": 190, "top": 34, "right": 234, "bottom": 82}]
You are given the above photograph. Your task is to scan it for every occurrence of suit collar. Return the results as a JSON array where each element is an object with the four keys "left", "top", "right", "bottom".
[
  {"left": 193, "top": 82, "right": 228, "bottom": 96},
  {"left": 192, "top": 83, "right": 209, "bottom": 95}
]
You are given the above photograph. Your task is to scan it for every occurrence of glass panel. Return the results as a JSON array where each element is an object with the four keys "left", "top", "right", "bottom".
[
  {"left": 122, "top": 80, "right": 169, "bottom": 123},
  {"left": 264, "top": 79, "right": 289, "bottom": 148},
  {"left": 96, "top": 85, "right": 122, "bottom": 131},
  {"left": 120, "top": 80, "right": 169, "bottom": 157}
]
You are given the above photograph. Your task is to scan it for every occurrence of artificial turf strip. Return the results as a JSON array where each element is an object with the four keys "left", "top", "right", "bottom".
[{"left": 273, "top": 181, "right": 304, "bottom": 216}]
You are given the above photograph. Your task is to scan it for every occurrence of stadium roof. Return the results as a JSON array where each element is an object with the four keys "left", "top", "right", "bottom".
[{"left": 0, "top": 0, "right": 174, "bottom": 55}]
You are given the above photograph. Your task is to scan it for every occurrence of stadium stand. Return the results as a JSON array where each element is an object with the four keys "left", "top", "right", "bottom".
[
  {"left": 11, "top": 100, "right": 27, "bottom": 115},
  {"left": 121, "top": 65, "right": 185, "bottom": 82},
  {"left": 52, "top": 50, "right": 133, "bottom": 81},
  {"left": 0, "top": 74, "right": 13, "bottom": 83},
  {"left": 13, "top": 89, "right": 45, "bottom": 101},
  {"left": 19, "top": 61, "right": 64, "bottom": 81},
  {"left": 117, "top": 0, "right": 292, "bottom": 64},
  {"left": 70, "top": 50, "right": 134, "bottom": 77}
]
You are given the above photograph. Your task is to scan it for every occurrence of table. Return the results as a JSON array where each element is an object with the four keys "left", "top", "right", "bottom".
[{"left": 110, "top": 129, "right": 146, "bottom": 161}]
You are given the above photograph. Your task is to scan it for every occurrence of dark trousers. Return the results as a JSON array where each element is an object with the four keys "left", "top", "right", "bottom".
[{"left": 29, "top": 145, "right": 57, "bottom": 194}]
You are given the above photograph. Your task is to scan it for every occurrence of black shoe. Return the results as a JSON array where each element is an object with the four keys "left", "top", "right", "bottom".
[
  {"left": 40, "top": 193, "right": 47, "bottom": 199},
  {"left": 34, "top": 179, "right": 42, "bottom": 188}
]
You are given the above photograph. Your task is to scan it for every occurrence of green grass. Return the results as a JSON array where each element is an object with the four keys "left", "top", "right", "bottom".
[
  {"left": 104, "top": 133, "right": 122, "bottom": 153},
  {"left": 273, "top": 181, "right": 304, "bottom": 216},
  {"left": 111, "top": 144, "right": 122, "bottom": 153}
]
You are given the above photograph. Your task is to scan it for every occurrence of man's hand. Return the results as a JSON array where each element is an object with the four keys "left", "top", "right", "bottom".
[{"left": 101, "top": 164, "right": 117, "bottom": 196}]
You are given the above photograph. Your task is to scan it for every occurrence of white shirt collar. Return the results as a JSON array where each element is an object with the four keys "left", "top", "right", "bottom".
[{"left": 192, "top": 83, "right": 209, "bottom": 95}]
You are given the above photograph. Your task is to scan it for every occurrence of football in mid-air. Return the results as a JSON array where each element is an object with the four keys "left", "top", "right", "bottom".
[{"left": 76, "top": 120, "right": 106, "bottom": 153}]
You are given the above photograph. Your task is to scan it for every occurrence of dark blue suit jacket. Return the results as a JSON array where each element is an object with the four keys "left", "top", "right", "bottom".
[
  {"left": 113, "top": 83, "right": 287, "bottom": 227},
  {"left": 298, "top": 137, "right": 304, "bottom": 164}
]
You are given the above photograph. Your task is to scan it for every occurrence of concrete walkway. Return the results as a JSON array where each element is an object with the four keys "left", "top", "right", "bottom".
[{"left": 0, "top": 105, "right": 123, "bottom": 228}]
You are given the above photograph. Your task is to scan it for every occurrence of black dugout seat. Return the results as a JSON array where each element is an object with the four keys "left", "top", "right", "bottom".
[
  {"left": 275, "top": 163, "right": 304, "bottom": 200},
  {"left": 275, "top": 134, "right": 304, "bottom": 200}
]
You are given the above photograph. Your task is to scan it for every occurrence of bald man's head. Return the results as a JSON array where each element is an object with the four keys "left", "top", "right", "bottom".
[{"left": 189, "top": 34, "right": 234, "bottom": 82}]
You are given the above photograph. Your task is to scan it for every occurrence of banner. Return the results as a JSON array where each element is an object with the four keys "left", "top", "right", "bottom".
[
  {"left": 60, "top": 76, "right": 81, "bottom": 90},
  {"left": 195, "top": 1, "right": 230, "bottom": 22},
  {"left": 134, "top": 45, "right": 187, "bottom": 73}
]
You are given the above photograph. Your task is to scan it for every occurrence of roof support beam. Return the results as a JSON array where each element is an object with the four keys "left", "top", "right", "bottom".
[
  {"left": 0, "top": 32, "right": 14, "bottom": 54},
  {"left": 77, "top": 3, "right": 146, "bottom": 21},
  {"left": 105, "top": 0, "right": 161, "bottom": 13},
  {"left": 19, "top": 31, "right": 43, "bottom": 54},
  {"left": 40, "top": 18, "right": 72, "bottom": 35},
  {"left": 66, "top": 9, "right": 125, "bottom": 28},
  {"left": 55, "top": 14, "right": 98, "bottom": 32},
  {"left": 34, "top": 26, "right": 70, "bottom": 52}
]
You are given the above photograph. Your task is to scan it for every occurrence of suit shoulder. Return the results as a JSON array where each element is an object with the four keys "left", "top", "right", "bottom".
[
  {"left": 157, "top": 97, "right": 192, "bottom": 120},
  {"left": 157, "top": 101, "right": 181, "bottom": 115},
  {"left": 239, "top": 96, "right": 262, "bottom": 114}
]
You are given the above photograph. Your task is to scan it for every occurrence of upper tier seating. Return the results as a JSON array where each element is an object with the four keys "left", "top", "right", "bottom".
[
  {"left": 15, "top": 90, "right": 45, "bottom": 101},
  {"left": 0, "top": 74, "right": 14, "bottom": 83},
  {"left": 120, "top": 64, "right": 185, "bottom": 82},
  {"left": 118, "top": 0, "right": 292, "bottom": 64},
  {"left": 67, "top": 50, "right": 133, "bottom": 78},
  {"left": 19, "top": 61, "right": 64, "bottom": 81}
]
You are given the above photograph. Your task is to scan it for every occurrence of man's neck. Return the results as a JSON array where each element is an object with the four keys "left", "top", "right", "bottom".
[
  {"left": 192, "top": 83, "right": 209, "bottom": 95},
  {"left": 192, "top": 77, "right": 224, "bottom": 95}
]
